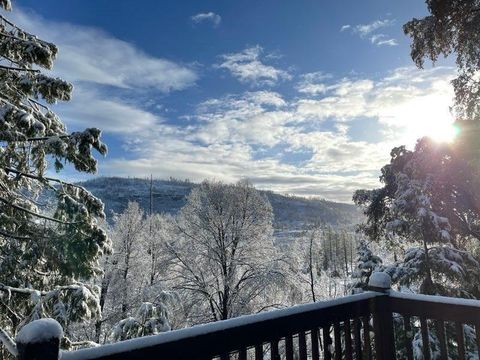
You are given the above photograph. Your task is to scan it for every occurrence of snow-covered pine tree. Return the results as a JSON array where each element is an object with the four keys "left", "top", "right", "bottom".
[
  {"left": 111, "top": 291, "right": 177, "bottom": 342},
  {"left": 354, "top": 138, "right": 480, "bottom": 359},
  {"left": 354, "top": 138, "right": 480, "bottom": 297},
  {"left": 0, "top": 1, "right": 109, "bottom": 342},
  {"left": 351, "top": 239, "right": 382, "bottom": 291}
]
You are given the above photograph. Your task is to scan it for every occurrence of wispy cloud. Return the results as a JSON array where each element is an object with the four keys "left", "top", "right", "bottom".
[
  {"left": 191, "top": 12, "right": 222, "bottom": 27},
  {"left": 216, "top": 45, "right": 292, "bottom": 86},
  {"left": 376, "top": 38, "right": 398, "bottom": 46},
  {"left": 370, "top": 33, "right": 398, "bottom": 46},
  {"left": 354, "top": 19, "right": 395, "bottom": 37},
  {"left": 10, "top": 8, "right": 198, "bottom": 92},
  {"left": 342, "top": 18, "right": 398, "bottom": 47}
]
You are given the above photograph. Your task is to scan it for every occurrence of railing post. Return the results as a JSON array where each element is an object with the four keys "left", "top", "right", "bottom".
[
  {"left": 16, "top": 318, "right": 63, "bottom": 360},
  {"left": 368, "top": 272, "right": 395, "bottom": 360}
]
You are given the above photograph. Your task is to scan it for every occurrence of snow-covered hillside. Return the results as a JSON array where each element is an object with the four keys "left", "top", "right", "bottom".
[{"left": 80, "top": 177, "right": 363, "bottom": 234}]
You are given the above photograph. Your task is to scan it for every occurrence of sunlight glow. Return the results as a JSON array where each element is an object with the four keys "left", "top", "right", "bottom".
[{"left": 382, "top": 93, "right": 458, "bottom": 147}]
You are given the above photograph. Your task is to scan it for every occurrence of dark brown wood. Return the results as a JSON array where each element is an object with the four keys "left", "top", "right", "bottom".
[
  {"left": 17, "top": 337, "right": 60, "bottom": 360},
  {"left": 51, "top": 289, "right": 480, "bottom": 360},
  {"left": 345, "top": 320, "right": 353, "bottom": 360},
  {"left": 255, "top": 344, "right": 263, "bottom": 360},
  {"left": 285, "top": 334, "right": 294, "bottom": 360},
  {"left": 333, "top": 322, "right": 342, "bottom": 360},
  {"left": 420, "top": 317, "right": 431, "bottom": 360},
  {"left": 362, "top": 316, "right": 371, "bottom": 360},
  {"left": 353, "top": 317, "right": 362, "bottom": 360},
  {"left": 322, "top": 326, "right": 331, "bottom": 360},
  {"left": 435, "top": 320, "right": 447, "bottom": 360},
  {"left": 298, "top": 331, "right": 307, "bottom": 360},
  {"left": 390, "top": 296, "right": 480, "bottom": 324},
  {"left": 403, "top": 316, "right": 414, "bottom": 360},
  {"left": 311, "top": 328, "right": 320, "bottom": 360},
  {"left": 61, "top": 295, "right": 375, "bottom": 360},
  {"left": 371, "top": 295, "right": 395, "bottom": 360},
  {"left": 456, "top": 322, "right": 466, "bottom": 360},
  {"left": 238, "top": 347, "right": 247, "bottom": 360},
  {"left": 270, "top": 340, "right": 280, "bottom": 360}
]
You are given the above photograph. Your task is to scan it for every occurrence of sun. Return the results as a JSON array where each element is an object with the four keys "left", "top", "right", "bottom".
[{"left": 389, "top": 94, "right": 459, "bottom": 146}]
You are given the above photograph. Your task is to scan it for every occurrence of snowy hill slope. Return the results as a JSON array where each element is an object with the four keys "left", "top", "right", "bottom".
[{"left": 79, "top": 177, "right": 363, "bottom": 231}]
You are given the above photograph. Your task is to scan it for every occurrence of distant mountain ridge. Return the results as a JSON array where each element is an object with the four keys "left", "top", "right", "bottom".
[{"left": 79, "top": 177, "right": 363, "bottom": 231}]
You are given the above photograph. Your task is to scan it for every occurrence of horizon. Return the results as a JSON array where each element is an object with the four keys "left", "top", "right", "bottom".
[
  {"left": 4, "top": 0, "right": 456, "bottom": 202},
  {"left": 79, "top": 175, "right": 358, "bottom": 205}
]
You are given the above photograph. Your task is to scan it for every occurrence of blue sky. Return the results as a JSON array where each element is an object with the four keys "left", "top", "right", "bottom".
[{"left": 4, "top": 0, "right": 456, "bottom": 202}]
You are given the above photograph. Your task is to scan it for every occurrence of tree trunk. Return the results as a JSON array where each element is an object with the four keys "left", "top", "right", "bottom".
[{"left": 309, "top": 232, "right": 317, "bottom": 302}]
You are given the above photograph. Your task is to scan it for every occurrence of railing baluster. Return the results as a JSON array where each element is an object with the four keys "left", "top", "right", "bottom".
[
  {"left": 270, "top": 340, "right": 280, "bottom": 360},
  {"left": 353, "top": 317, "right": 362, "bottom": 360},
  {"left": 298, "top": 331, "right": 307, "bottom": 360},
  {"left": 311, "top": 328, "right": 320, "bottom": 360},
  {"left": 254, "top": 344, "right": 263, "bottom": 360},
  {"left": 285, "top": 334, "right": 294, "bottom": 360},
  {"left": 345, "top": 320, "right": 353, "bottom": 360},
  {"left": 403, "top": 316, "right": 414, "bottom": 360},
  {"left": 333, "top": 321, "right": 342, "bottom": 360},
  {"left": 475, "top": 323, "right": 480, "bottom": 358},
  {"left": 456, "top": 322, "right": 466, "bottom": 360},
  {"left": 362, "top": 316, "right": 371, "bottom": 360},
  {"left": 322, "top": 325, "right": 332, "bottom": 360},
  {"left": 238, "top": 347, "right": 247, "bottom": 360},
  {"left": 420, "top": 317, "right": 431, "bottom": 360},
  {"left": 435, "top": 320, "right": 447, "bottom": 360},
  {"left": 372, "top": 295, "right": 395, "bottom": 359}
]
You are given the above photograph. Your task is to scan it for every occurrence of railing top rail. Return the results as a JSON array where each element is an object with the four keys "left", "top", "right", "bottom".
[
  {"left": 390, "top": 290, "right": 480, "bottom": 324},
  {"left": 62, "top": 291, "right": 381, "bottom": 360},
  {"left": 390, "top": 290, "right": 480, "bottom": 308}
]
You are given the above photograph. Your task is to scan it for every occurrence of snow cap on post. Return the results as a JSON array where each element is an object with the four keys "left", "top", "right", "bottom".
[
  {"left": 368, "top": 272, "right": 391, "bottom": 292},
  {"left": 16, "top": 318, "right": 63, "bottom": 360}
]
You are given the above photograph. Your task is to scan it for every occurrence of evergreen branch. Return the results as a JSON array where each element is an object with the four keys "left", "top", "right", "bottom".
[
  {"left": 3, "top": 167, "right": 85, "bottom": 191},
  {"left": 0, "top": 328, "right": 17, "bottom": 357},
  {"left": 27, "top": 97, "right": 49, "bottom": 110},
  {"left": 0, "top": 14, "right": 19, "bottom": 30},
  {"left": 0, "top": 300, "right": 21, "bottom": 321},
  {"left": 0, "top": 283, "right": 46, "bottom": 296},
  {"left": 22, "top": 135, "right": 70, "bottom": 142},
  {"left": 0, "top": 229, "right": 34, "bottom": 240},
  {"left": 0, "top": 64, "right": 39, "bottom": 73},
  {"left": 0, "top": 197, "right": 80, "bottom": 225}
]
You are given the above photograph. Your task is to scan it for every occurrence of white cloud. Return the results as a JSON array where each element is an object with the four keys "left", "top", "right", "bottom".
[
  {"left": 296, "top": 72, "right": 332, "bottom": 95},
  {"left": 354, "top": 19, "right": 395, "bottom": 37},
  {"left": 216, "top": 45, "right": 292, "bottom": 86},
  {"left": 191, "top": 12, "right": 222, "bottom": 27},
  {"left": 96, "top": 66, "right": 456, "bottom": 202},
  {"left": 376, "top": 38, "right": 398, "bottom": 46},
  {"left": 57, "top": 85, "right": 161, "bottom": 134},
  {"left": 370, "top": 34, "right": 398, "bottom": 46},
  {"left": 343, "top": 19, "right": 398, "bottom": 47},
  {"left": 10, "top": 8, "right": 197, "bottom": 92}
]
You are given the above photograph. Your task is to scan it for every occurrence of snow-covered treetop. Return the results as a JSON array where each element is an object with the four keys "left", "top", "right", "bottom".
[{"left": 354, "top": 138, "right": 480, "bottom": 247}]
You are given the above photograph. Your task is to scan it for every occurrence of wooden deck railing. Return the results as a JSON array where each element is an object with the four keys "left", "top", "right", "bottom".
[{"left": 11, "top": 273, "right": 480, "bottom": 359}]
